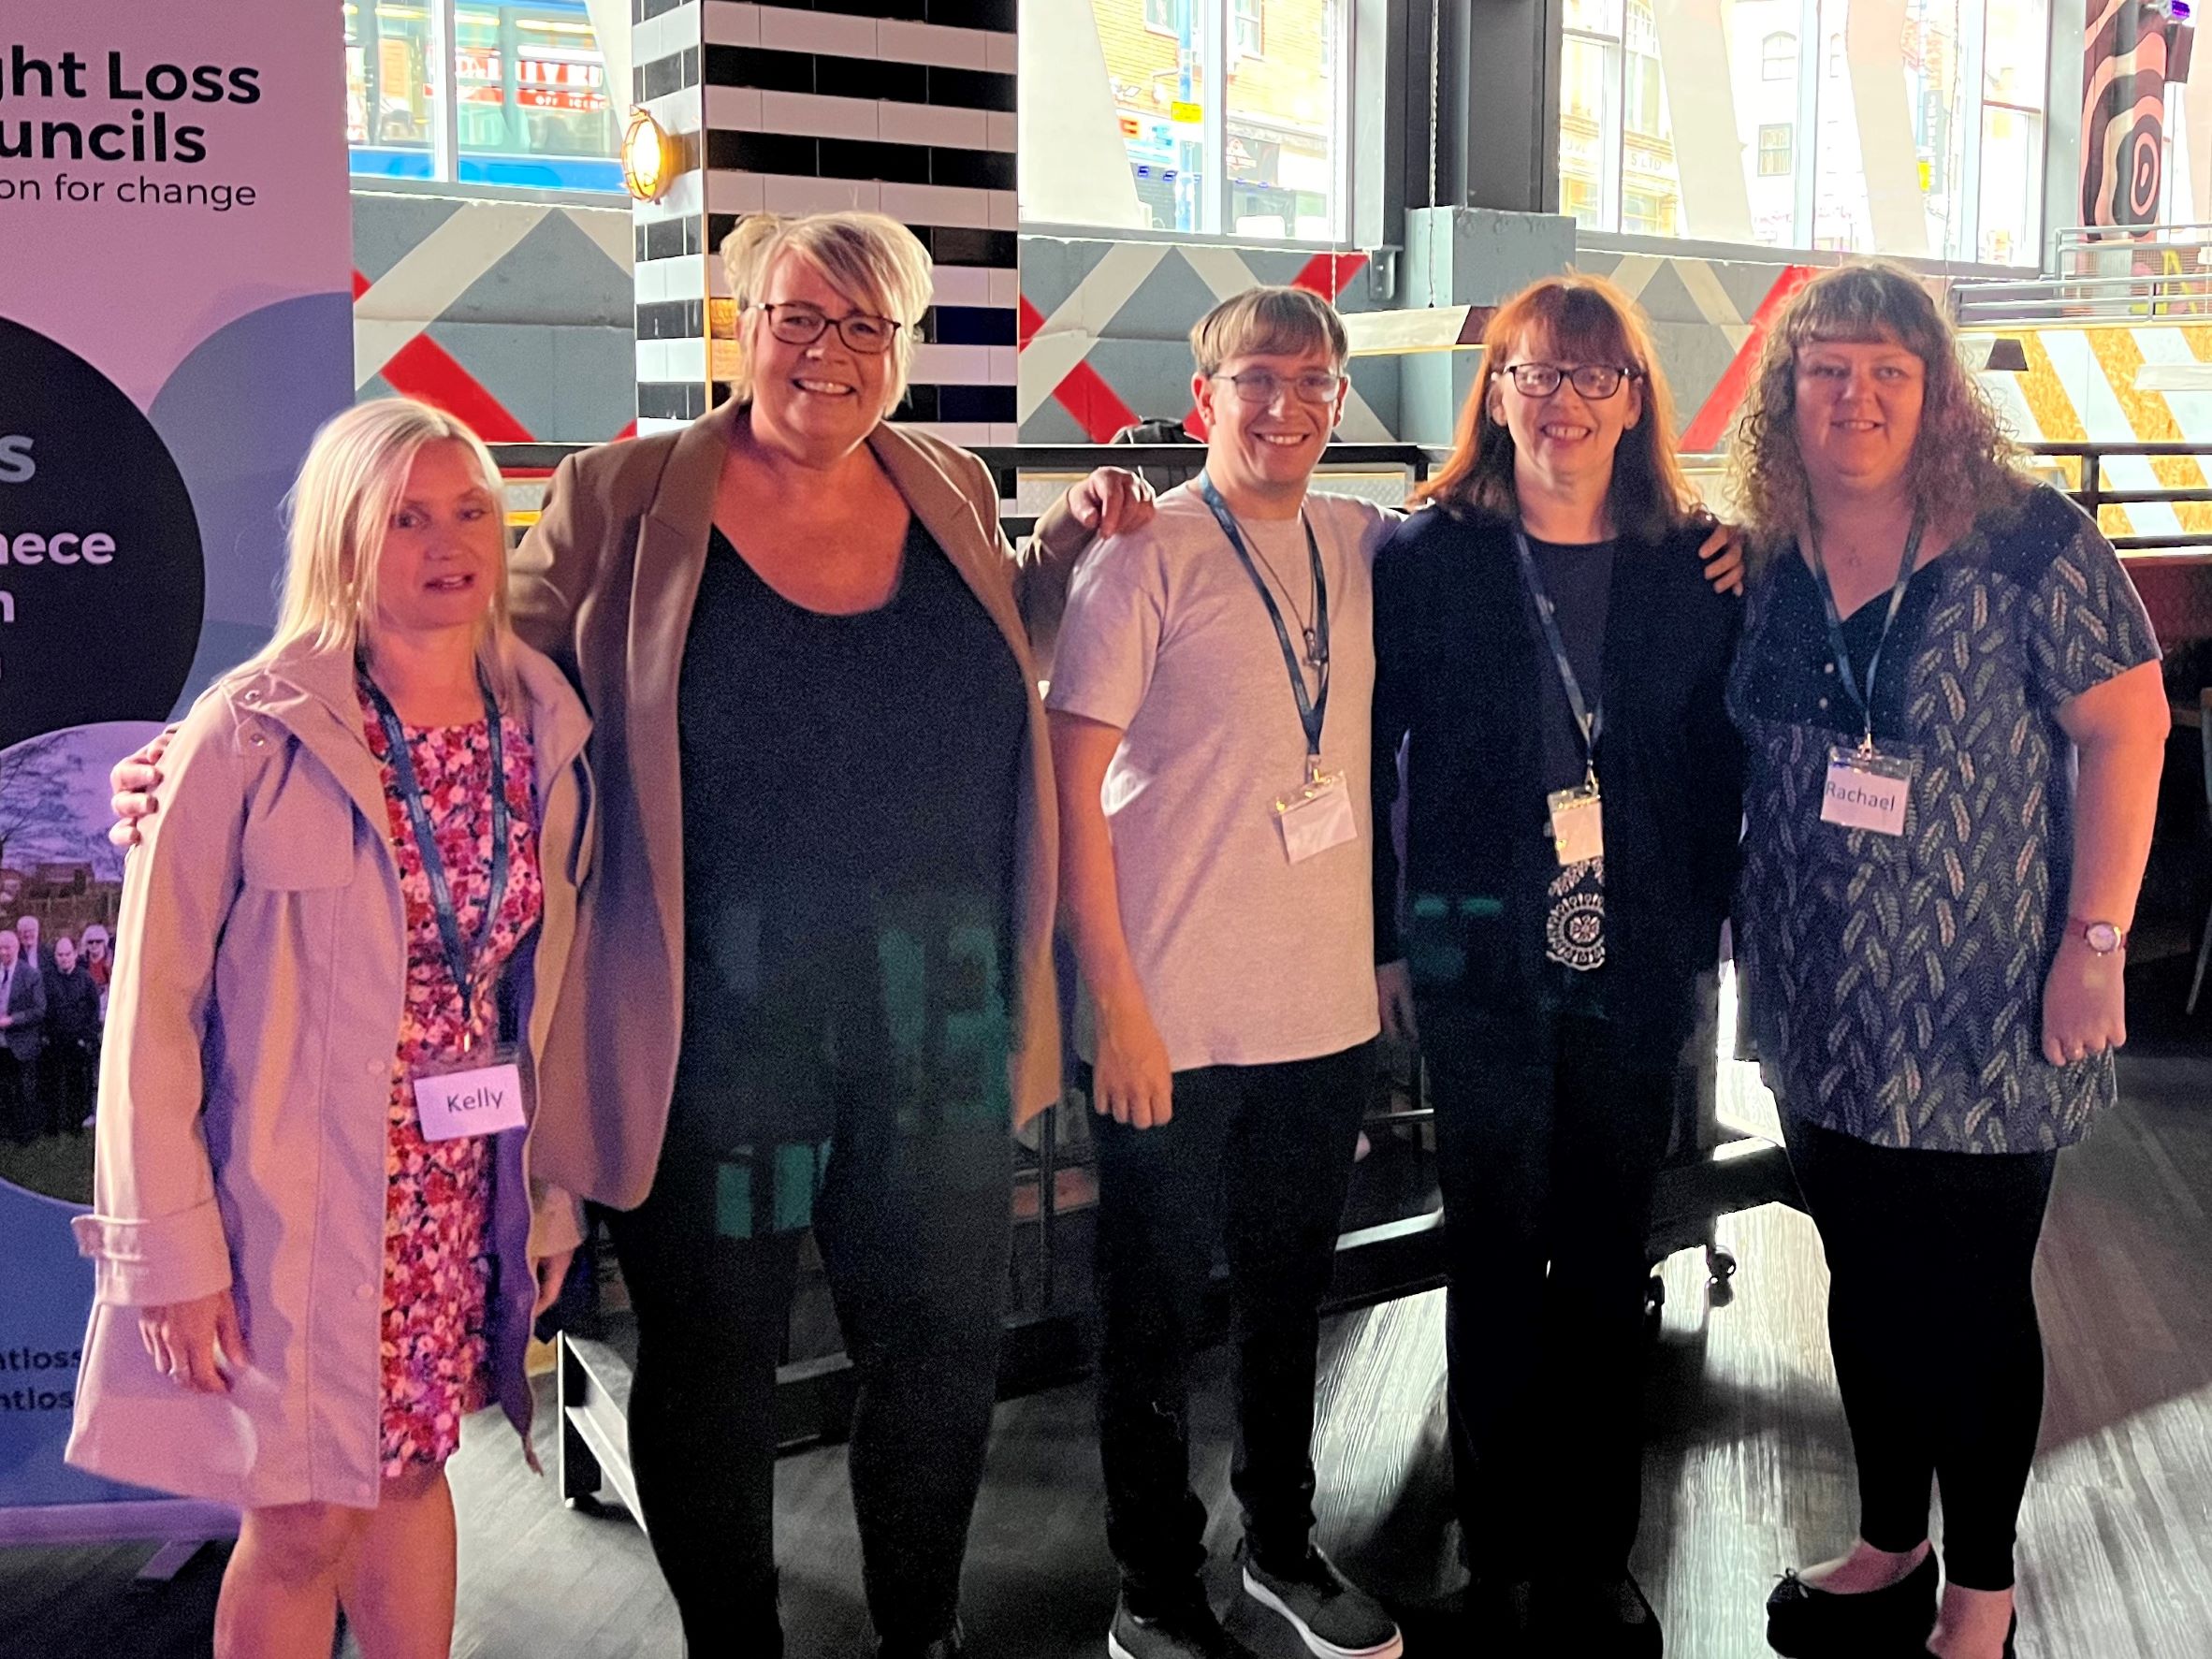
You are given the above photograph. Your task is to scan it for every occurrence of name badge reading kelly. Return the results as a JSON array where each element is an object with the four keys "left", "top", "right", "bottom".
[
  {"left": 1547, "top": 782, "right": 1605, "bottom": 867},
  {"left": 1822, "top": 747, "right": 1912, "bottom": 837},
  {"left": 413, "top": 1056, "right": 529, "bottom": 1142},
  {"left": 1275, "top": 769, "right": 1359, "bottom": 865}
]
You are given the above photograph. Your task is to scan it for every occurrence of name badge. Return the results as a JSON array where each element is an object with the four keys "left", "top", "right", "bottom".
[
  {"left": 1822, "top": 747, "right": 1912, "bottom": 837},
  {"left": 1547, "top": 782, "right": 1604, "bottom": 867},
  {"left": 412, "top": 1056, "right": 529, "bottom": 1142},
  {"left": 1275, "top": 769, "right": 1359, "bottom": 865}
]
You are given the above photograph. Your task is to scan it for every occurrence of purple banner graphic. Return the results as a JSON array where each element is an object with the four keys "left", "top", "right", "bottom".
[{"left": 0, "top": 1, "right": 352, "bottom": 1529}]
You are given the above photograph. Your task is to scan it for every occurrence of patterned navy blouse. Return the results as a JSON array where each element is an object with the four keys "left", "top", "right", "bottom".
[{"left": 1727, "top": 484, "right": 2159, "bottom": 1154}]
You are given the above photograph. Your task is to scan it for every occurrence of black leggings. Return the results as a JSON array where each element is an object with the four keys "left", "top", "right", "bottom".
[
  {"left": 1786, "top": 1122, "right": 2058, "bottom": 1592},
  {"left": 606, "top": 1109, "right": 1012, "bottom": 1653}
]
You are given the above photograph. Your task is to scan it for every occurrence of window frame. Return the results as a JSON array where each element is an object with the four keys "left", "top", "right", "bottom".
[
  {"left": 1560, "top": 0, "right": 2053, "bottom": 269},
  {"left": 1025, "top": 0, "right": 1356, "bottom": 245}
]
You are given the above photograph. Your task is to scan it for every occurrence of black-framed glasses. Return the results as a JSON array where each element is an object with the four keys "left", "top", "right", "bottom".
[
  {"left": 749, "top": 301, "right": 902, "bottom": 355},
  {"left": 1210, "top": 369, "right": 1346, "bottom": 406},
  {"left": 1494, "top": 361, "right": 1639, "bottom": 400}
]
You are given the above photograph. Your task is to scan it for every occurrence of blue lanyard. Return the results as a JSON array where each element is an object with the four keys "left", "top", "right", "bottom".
[
  {"left": 1805, "top": 520, "right": 1923, "bottom": 750},
  {"left": 360, "top": 667, "right": 510, "bottom": 1038},
  {"left": 1509, "top": 527, "right": 1603, "bottom": 786},
  {"left": 1197, "top": 473, "right": 1331, "bottom": 773}
]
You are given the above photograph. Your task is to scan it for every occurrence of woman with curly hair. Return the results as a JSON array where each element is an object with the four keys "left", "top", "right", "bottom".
[{"left": 1727, "top": 262, "right": 2169, "bottom": 1659}]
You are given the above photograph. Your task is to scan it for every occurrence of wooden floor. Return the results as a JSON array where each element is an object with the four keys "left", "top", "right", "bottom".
[{"left": 8, "top": 997, "right": 2211, "bottom": 1657}]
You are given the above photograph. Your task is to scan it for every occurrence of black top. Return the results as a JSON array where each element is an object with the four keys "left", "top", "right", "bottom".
[
  {"left": 1523, "top": 535, "right": 1616, "bottom": 794},
  {"left": 43, "top": 964, "right": 100, "bottom": 1045},
  {"left": 672, "top": 518, "right": 1030, "bottom": 1180},
  {"left": 1727, "top": 484, "right": 2161, "bottom": 1152},
  {"left": 1372, "top": 505, "right": 1744, "bottom": 1056}
]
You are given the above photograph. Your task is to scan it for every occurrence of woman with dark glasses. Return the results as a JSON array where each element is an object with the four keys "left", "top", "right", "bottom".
[{"left": 1371, "top": 274, "right": 1745, "bottom": 1657}]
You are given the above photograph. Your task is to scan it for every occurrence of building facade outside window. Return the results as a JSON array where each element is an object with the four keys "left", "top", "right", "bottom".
[
  {"left": 1035, "top": 0, "right": 1346, "bottom": 240},
  {"left": 1559, "top": 0, "right": 2052, "bottom": 266},
  {"left": 345, "top": 0, "right": 621, "bottom": 191}
]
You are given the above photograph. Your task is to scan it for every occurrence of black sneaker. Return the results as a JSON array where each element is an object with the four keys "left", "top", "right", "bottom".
[
  {"left": 1108, "top": 1593, "right": 1259, "bottom": 1659},
  {"left": 1241, "top": 1546, "right": 1404, "bottom": 1659}
]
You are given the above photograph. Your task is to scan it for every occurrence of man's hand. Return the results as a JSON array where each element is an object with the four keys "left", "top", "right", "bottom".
[
  {"left": 1696, "top": 517, "right": 1747, "bottom": 596},
  {"left": 1376, "top": 960, "right": 1419, "bottom": 1044},
  {"left": 1068, "top": 468, "right": 1157, "bottom": 538},
  {"left": 2042, "top": 936, "right": 2127, "bottom": 1066},
  {"left": 1092, "top": 990, "right": 1174, "bottom": 1130},
  {"left": 109, "top": 730, "right": 174, "bottom": 851},
  {"left": 139, "top": 1289, "right": 249, "bottom": 1393}
]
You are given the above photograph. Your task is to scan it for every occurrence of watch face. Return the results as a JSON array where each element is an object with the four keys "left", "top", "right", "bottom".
[{"left": 2086, "top": 922, "right": 2122, "bottom": 953}]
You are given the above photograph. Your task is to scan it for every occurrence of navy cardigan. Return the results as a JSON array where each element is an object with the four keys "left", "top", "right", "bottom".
[{"left": 1371, "top": 503, "right": 1746, "bottom": 1060}]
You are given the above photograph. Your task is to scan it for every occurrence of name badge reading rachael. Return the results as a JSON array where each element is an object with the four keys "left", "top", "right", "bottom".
[
  {"left": 1276, "top": 769, "right": 1359, "bottom": 864},
  {"left": 1547, "top": 782, "right": 1604, "bottom": 866},
  {"left": 1822, "top": 747, "right": 1912, "bottom": 837},
  {"left": 412, "top": 1052, "right": 529, "bottom": 1142}
]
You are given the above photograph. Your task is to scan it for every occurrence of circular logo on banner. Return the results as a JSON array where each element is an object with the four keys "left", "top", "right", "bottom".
[{"left": 0, "top": 317, "right": 205, "bottom": 750}]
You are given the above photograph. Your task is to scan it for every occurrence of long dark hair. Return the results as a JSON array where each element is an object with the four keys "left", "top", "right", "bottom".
[{"left": 1413, "top": 273, "right": 1698, "bottom": 541}]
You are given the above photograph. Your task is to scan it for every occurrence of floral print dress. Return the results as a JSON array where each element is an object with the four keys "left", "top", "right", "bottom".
[{"left": 360, "top": 689, "right": 543, "bottom": 1476}]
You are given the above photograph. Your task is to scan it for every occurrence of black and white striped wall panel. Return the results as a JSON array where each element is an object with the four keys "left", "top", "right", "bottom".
[{"left": 631, "top": 0, "right": 1019, "bottom": 441}]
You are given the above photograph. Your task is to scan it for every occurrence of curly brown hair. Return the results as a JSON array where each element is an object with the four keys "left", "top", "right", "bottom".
[
  {"left": 1727, "top": 260, "right": 2027, "bottom": 555},
  {"left": 1412, "top": 272, "right": 1699, "bottom": 542}
]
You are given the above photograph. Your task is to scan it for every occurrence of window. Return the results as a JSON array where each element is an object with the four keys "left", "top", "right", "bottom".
[
  {"left": 1232, "top": 0, "right": 1263, "bottom": 57},
  {"left": 344, "top": 0, "right": 620, "bottom": 190},
  {"left": 1561, "top": 0, "right": 2051, "bottom": 265},
  {"left": 1031, "top": 0, "right": 1345, "bottom": 240}
]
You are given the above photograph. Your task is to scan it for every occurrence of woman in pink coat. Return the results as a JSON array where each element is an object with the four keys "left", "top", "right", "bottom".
[{"left": 67, "top": 399, "right": 592, "bottom": 1659}]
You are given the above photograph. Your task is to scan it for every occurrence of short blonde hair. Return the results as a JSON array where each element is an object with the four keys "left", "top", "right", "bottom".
[
  {"left": 254, "top": 398, "right": 517, "bottom": 704},
  {"left": 720, "top": 211, "right": 936, "bottom": 412},
  {"left": 1189, "top": 286, "right": 1348, "bottom": 377}
]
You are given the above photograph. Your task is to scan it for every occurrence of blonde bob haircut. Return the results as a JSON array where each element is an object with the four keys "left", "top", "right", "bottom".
[
  {"left": 253, "top": 397, "right": 517, "bottom": 706},
  {"left": 1727, "top": 259, "right": 2027, "bottom": 559},
  {"left": 720, "top": 211, "right": 936, "bottom": 413},
  {"left": 1189, "top": 285, "right": 1348, "bottom": 378}
]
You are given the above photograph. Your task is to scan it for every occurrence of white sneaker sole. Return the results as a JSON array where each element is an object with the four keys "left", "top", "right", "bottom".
[
  {"left": 1106, "top": 1632, "right": 1138, "bottom": 1659},
  {"left": 1240, "top": 1567, "right": 1404, "bottom": 1659}
]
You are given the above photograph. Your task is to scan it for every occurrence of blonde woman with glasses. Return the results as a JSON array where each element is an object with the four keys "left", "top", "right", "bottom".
[{"left": 70, "top": 399, "right": 593, "bottom": 1658}]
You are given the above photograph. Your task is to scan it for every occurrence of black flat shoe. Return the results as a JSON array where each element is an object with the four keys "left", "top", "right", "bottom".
[{"left": 1767, "top": 1550, "right": 1938, "bottom": 1657}]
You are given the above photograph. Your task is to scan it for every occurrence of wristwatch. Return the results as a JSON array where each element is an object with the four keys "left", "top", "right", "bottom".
[{"left": 2070, "top": 918, "right": 2129, "bottom": 955}]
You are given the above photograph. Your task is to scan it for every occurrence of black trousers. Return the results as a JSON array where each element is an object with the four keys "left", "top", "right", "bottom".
[
  {"left": 1785, "top": 1121, "right": 2057, "bottom": 1592},
  {"left": 605, "top": 1105, "right": 1012, "bottom": 1654},
  {"left": 1090, "top": 1042, "right": 1373, "bottom": 1608},
  {"left": 0, "top": 1049, "right": 38, "bottom": 1143},
  {"left": 42, "top": 1040, "right": 92, "bottom": 1135},
  {"left": 1421, "top": 976, "right": 1676, "bottom": 1580}
]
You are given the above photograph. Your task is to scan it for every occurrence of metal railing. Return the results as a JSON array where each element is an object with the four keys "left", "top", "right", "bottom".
[
  {"left": 2026, "top": 441, "right": 2212, "bottom": 554},
  {"left": 1954, "top": 223, "right": 2212, "bottom": 324}
]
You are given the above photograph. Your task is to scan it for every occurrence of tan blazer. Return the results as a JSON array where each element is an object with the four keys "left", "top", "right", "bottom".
[
  {"left": 65, "top": 639, "right": 593, "bottom": 1508},
  {"left": 509, "top": 403, "right": 1065, "bottom": 1214}
]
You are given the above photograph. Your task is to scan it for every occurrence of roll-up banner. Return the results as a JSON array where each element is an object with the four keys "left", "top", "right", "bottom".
[{"left": 0, "top": 2, "right": 352, "bottom": 1541}]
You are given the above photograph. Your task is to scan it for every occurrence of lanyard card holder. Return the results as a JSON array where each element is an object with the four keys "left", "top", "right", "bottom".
[
  {"left": 1547, "top": 780, "right": 1604, "bottom": 866},
  {"left": 411, "top": 1042, "right": 530, "bottom": 1142},
  {"left": 1822, "top": 745, "right": 1912, "bottom": 837},
  {"left": 1275, "top": 766, "right": 1358, "bottom": 865}
]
